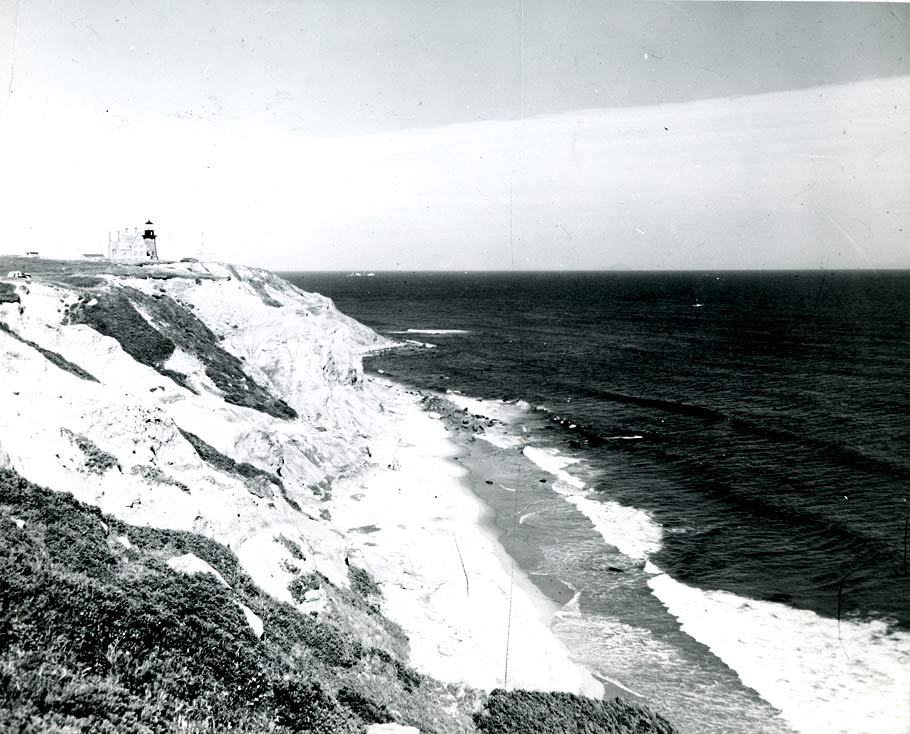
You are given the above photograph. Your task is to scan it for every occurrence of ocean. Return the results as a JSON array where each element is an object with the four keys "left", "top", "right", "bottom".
[{"left": 284, "top": 271, "right": 910, "bottom": 734}]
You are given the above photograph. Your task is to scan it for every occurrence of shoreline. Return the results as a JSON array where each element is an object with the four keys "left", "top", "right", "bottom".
[
  {"left": 452, "top": 434, "right": 642, "bottom": 703},
  {"left": 363, "top": 377, "right": 910, "bottom": 734},
  {"left": 328, "top": 375, "right": 606, "bottom": 699},
  {"left": 419, "top": 389, "right": 648, "bottom": 704}
]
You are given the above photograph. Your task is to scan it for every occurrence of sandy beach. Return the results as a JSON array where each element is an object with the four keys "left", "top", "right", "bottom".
[{"left": 329, "top": 376, "right": 605, "bottom": 699}]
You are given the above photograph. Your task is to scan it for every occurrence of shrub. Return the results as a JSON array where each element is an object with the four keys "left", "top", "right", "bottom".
[
  {"left": 272, "top": 679, "right": 356, "bottom": 733},
  {"left": 473, "top": 689, "right": 677, "bottom": 734},
  {"left": 177, "top": 427, "right": 304, "bottom": 511},
  {"left": 276, "top": 534, "right": 307, "bottom": 561},
  {"left": 335, "top": 686, "right": 392, "bottom": 724},
  {"left": 288, "top": 572, "right": 326, "bottom": 603},
  {"left": 60, "top": 428, "right": 120, "bottom": 474},
  {"left": 67, "top": 286, "right": 296, "bottom": 420},
  {"left": 348, "top": 563, "right": 382, "bottom": 600},
  {"left": 0, "top": 282, "right": 20, "bottom": 304},
  {"left": 53, "top": 275, "right": 106, "bottom": 288},
  {"left": 178, "top": 428, "right": 278, "bottom": 485},
  {"left": 129, "top": 465, "right": 190, "bottom": 494}
]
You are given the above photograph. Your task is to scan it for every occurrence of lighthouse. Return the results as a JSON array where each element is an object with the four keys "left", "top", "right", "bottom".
[
  {"left": 108, "top": 220, "right": 161, "bottom": 262},
  {"left": 142, "top": 221, "right": 159, "bottom": 260}
]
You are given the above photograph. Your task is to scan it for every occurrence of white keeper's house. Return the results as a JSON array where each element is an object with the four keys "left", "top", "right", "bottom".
[{"left": 108, "top": 221, "right": 159, "bottom": 262}]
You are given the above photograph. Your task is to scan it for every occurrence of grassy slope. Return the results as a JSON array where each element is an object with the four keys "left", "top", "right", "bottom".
[
  {"left": 66, "top": 286, "right": 297, "bottom": 420},
  {"left": 0, "top": 469, "right": 478, "bottom": 734}
]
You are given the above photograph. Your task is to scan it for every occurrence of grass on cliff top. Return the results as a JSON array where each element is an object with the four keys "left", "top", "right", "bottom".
[
  {"left": 66, "top": 285, "right": 297, "bottom": 420},
  {"left": 0, "top": 256, "right": 216, "bottom": 284}
]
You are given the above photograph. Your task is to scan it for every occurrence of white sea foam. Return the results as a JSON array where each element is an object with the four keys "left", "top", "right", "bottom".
[
  {"left": 551, "top": 603, "right": 791, "bottom": 734},
  {"left": 647, "top": 569, "right": 910, "bottom": 734},
  {"left": 436, "top": 393, "right": 909, "bottom": 733},
  {"left": 388, "top": 328, "right": 471, "bottom": 335},
  {"left": 522, "top": 446, "right": 586, "bottom": 488},
  {"left": 402, "top": 339, "right": 436, "bottom": 349},
  {"left": 444, "top": 393, "right": 533, "bottom": 448},
  {"left": 445, "top": 392, "right": 531, "bottom": 420},
  {"left": 436, "top": 392, "right": 908, "bottom": 733},
  {"left": 561, "top": 494, "right": 662, "bottom": 561},
  {"left": 522, "top": 446, "right": 662, "bottom": 561}
]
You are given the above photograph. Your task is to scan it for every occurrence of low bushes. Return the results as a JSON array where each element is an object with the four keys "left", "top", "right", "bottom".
[
  {"left": 177, "top": 427, "right": 301, "bottom": 509},
  {"left": 0, "top": 283, "right": 19, "bottom": 304},
  {"left": 348, "top": 563, "right": 382, "bottom": 601},
  {"left": 130, "top": 464, "right": 191, "bottom": 494},
  {"left": 60, "top": 428, "right": 120, "bottom": 474},
  {"left": 474, "top": 689, "right": 676, "bottom": 734}
]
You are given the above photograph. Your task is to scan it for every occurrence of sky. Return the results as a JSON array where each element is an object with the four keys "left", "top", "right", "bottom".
[{"left": 0, "top": 0, "right": 908, "bottom": 269}]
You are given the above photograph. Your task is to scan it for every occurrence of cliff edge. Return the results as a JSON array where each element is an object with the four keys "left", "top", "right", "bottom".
[{"left": 0, "top": 258, "right": 676, "bottom": 734}]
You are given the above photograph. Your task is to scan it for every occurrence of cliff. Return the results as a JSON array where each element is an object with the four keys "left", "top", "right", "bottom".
[{"left": 0, "top": 258, "right": 676, "bottom": 733}]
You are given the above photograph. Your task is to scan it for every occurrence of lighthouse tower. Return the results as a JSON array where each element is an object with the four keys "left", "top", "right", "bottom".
[{"left": 142, "top": 221, "right": 159, "bottom": 260}]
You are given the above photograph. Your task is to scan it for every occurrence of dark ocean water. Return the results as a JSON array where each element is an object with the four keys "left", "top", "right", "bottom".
[{"left": 284, "top": 271, "right": 910, "bottom": 733}]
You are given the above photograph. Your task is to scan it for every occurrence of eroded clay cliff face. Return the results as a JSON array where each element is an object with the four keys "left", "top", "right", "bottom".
[{"left": 0, "top": 261, "right": 390, "bottom": 602}]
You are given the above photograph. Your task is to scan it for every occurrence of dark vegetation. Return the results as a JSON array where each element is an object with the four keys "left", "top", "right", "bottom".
[
  {"left": 53, "top": 275, "right": 106, "bottom": 288},
  {"left": 60, "top": 428, "right": 121, "bottom": 474},
  {"left": 123, "top": 287, "right": 296, "bottom": 419},
  {"left": 129, "top": 464, "right": 190, "bottom": 494},
  {"left": 276, "top": 534, "right": 307, "bottom": 561},
  {"left": 0, "top": 282, "right": 20, "bottom": 304},
  {"left": 65, "top": 288, "right": 188, "bottom": 388},
  {"left": 0, "top": 256, "right": 217, "bottom": 282},
  {"left": 474, "top": 690, "right": 677, "bottom": 734},
  {"left": 179, "top": 428, "right": 282, "bottom": 488},
  {"left": 66, "top": 286, "right": 297, "bottom": 420},
  {"left": 348, "top": 563, "right": 382, "bottom": 601},
  {"left": 0, "top": 321, "right": 99, "bottom": 382},
  {"left": 288, "top": 571, "right": 327, "bottom": 603},
  {"left": 0, "top": 469, "right": 484, "bottom": 733},
  {"left": 178, "top": 427, "right": 301, "bottom": 508},
  {"left": 222, "top": 264, "right": 284, "bottom": 308}
]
